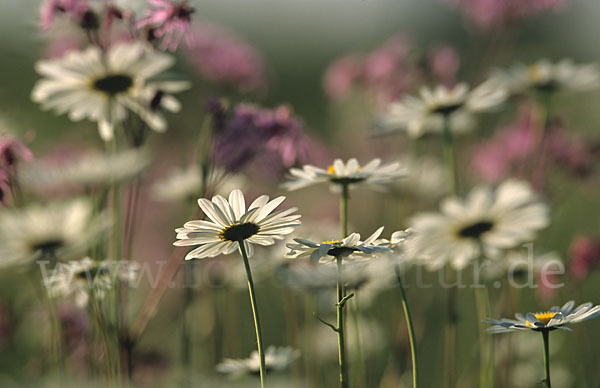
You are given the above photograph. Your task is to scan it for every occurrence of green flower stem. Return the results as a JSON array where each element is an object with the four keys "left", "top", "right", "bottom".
[
  {"left": 350, "top": 296, "right": 367, "bottom": 388},
  {"left": 542, "top": 330, "right": 551, "bottom": 388},
  {"left": 444, "top": 267, "right": 457, "bottom": 388},
  {"left": 336, "top": 255, "right": 349, "bottom": 388},
  {"left": 181, "top": 260, "right": 195, "bottom": 388},
  {"left": 395, "top": 265, "right": 419, "bottom": 388},
  {"left": 441, "top": 115, "right": 458, "bottom": 196},
  {"left": 474, "top": 284, "right": 494, "bottom": 388},
  {"left": 441, "top": 115, "right": 458, "bottom": 388},
  {"left": 530, "top": 93, "right": 553, "bottom": 186},
  {"left": 340, "top": 184, "right": 349, "bottom": 238},
  {"left": 238, "top": 241, "right": 266, "bottom": 388}
]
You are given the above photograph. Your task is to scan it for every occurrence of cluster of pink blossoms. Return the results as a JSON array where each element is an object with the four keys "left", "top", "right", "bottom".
[
  {"left": 471, "top": 105, "right": 595, "bottom": 187},
  {"left": 443, "top": 0, "right": 568, "bottom": 29},
  {"left": 324, "top": 35, "right": 460, "bottom": 105}
]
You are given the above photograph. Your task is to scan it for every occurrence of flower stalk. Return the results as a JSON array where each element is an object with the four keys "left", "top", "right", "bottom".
[
  {"left": 336, "top": 254, "right": 349, "bottom": 388},
  {"left": 441, "top": 115, "right": 458, "bottom": 388},
  {"left": 238, "top": 241, "right": 266, "bottom": 388},
  {"left": 395, "top": 265, "right": 419, "bottom": 388},
  {"left": 542, "top": 330, "right": 552, "bottom": 388}
]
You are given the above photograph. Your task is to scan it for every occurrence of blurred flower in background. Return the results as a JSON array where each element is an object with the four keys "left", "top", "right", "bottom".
[
  {"left": 380, "top": 81, "right": 506, "bottom": 138},
  {"left": 210, "top": 101, "right": 311, "bottom": 177},
  {"left": 0, "top": 199, "right": 108, "bottom": 267},
  {"left": 46, "top": 257, "right": 140, "bottom": 308},
  {"left": 185, "top": 23, "right": 266, "bottom": 93},
  {"left": 443, "top": 0, "right": 568, "bottom": 29},
  {"left": 20, "top": 148, "right": 150, "bottom": 192},
  {"left": 152, "top": 165, "right": 247, "bottom": 202},
  {"left": 136, "top": 0, "right": 195, "bottom": 51},
  {"left": 491, "top": 59, "right": 600, "bottom": 96},
  {"left": 39, "top": 0, "right": 94, "bottom": 32},
  {"left": 31, "top": 42, "right": 189, "bottom": 141},
  {"left": 471, "top": 105, "right": 596, "bottom": 185},
  {"left": 216, "top": 346, "right": 300, "bottom": 378},
  {"left": 408, "top": 179, "right": 549, "bottom": 269},
  {"left": 569, "top": 235, "right": 600, "bottom": 280},
  {"left": 324, "top": 35, "right": 462, "bottom": 105}
]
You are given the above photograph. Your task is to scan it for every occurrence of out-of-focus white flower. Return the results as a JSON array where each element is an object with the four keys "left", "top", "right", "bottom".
[
  {"left": 152, "top": 166, "right": 247, "bottom": 202},
  {"left": 31, "top": 42, "right": 189, "bottom": 141},
  {"left": 0, "top": 199, "right": 108, "bottom": 268},
  {"left": 216, "top": 346, "right": 300, "bottom": 377},
  {"left": 46, "top": 257, "right": 140, "bottom": 307},
  {"left": 408, "top": 180, "right": 549, "bottom": 270},
  {"left": 20, "top": 149, "right": 150, "bottom": 190},
  {"left": 491, "top": 59, "right": 600, "bottom": 95},
  {"left": 380, "top": 81, "right": 506, "bottom": 138}
]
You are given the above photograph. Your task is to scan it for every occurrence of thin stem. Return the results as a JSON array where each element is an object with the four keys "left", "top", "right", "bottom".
[
  {"left": 442, "top": 115, "right": 459, "bottom": 388},
  {"left": 340, "top": 184, "right": 349, "bottom": 238},
  {"left": 441, "top": 115, "right": 458, "bottom": 196},
  {"left": 238, "top": 241, "right": 266, "bottom": 388},
  {"left": 474, "top": 285, "right": 494, "bottom": 388},
  {"left": 542, "top": 330, "right": 551, "bottom": 388},
  {"left": 395, "top": 265, "right": 419, "bottom": 388},
  {"left": 350, "top": 296, "right": 367, "bottom": 388},
  {"left": 181, "top": 260, "right": 195, "bottom": 388},
  {"left": 336, "top": 255, "right": 349, "bottom": 388},
  {"left": 444, "top": 267, "right": 457, "bottom": 388}
]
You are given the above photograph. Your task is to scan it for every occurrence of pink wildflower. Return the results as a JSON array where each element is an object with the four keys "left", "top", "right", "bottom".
[
  {"left": 569, "top": 236, "right": 600, "bottom": 280},
  {"left": 185, "top": 24, "right": 266, "bottom": 93},
  {"left": 39, "top": 0, "right": 94, "bottom": 31},
  {"left": 136, "top": 0, "right": 195, "bottom": 51}
]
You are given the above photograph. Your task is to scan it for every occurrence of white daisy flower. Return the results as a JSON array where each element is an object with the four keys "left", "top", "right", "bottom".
[
  {"left": 380, "top": 81, "right": 507, "bottom": 138},
  {"left": 46, "top": 257, "right": 140, "bottom": 308},
  {"left": 487, "top": 301, "right": 600, "bottom": 333},
  {"left": 20, "top": 149, "right": 150, "bottom": 190},
  {"left": 408, "top": 180, "right": 549, "bottom": 270},
  {"left": 31, "top": 42, "right": 190, "bottom": 141},
  {"left": 285, "top": 227, "right": 390, "bottom": 261},
  {"left": 216, "top": 346, "right": 301, "bottom": 377},
  {"left": 283, "top": 158, "right": 406, "bottom": 191},
  {"left": 491, "top": 59, "right": 600, "bottom": 95},
  {"left": 152, "top": 166, "right": 247, "bottom": 202},
  {"left": 0, "top": 199, "right": 109, "bottom": 268},
  {"left": 174, "top": 189, "right": 300, "bottom": 260}
]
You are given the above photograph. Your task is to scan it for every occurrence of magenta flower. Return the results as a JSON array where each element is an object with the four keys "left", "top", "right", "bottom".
[
  {"left": 185, "top": 23, "right": 266, "bottom": 93},
  {"left": 570, "top": 236, "right": 600, "bottom": 280},
  {"left": 323, "top": 35, "right": 415, "bottom": 105},
  {"left": 209, "top": 100, "right": 310, "bottom": 177},
  {"left": 136, "top": 0, "right": 195, "bottom": 51},
  {"left": 443, "top": 0, "right": 567, "bottom": 29},
  {"left": 0, "top": 136, "right": 33, "bottom": 172},
  {"left": 428, "top": 45, "right": 460, "bottom": 87},
  {"left": 471, "top": 106, "right": 537, "bottom": 183},
  {"left": 323, "top": 54, "right": 365, "bottom": 101},
  {"left": 39, "top": 0, "right": 94, "bottom": 31}
]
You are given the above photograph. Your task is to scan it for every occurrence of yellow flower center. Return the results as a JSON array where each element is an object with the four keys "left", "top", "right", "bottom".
[
  {"left": 526, "top": 311, "right": 557, "bottom": 327},
  {"left": 527, "top": 65, "right": 544, "bottom": 83},
  {"left": 327, "top": 165, "right": 360, "bottom": 174},
  {"left": 321, "top": 239, "right": 341, "bottom": 245}
]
